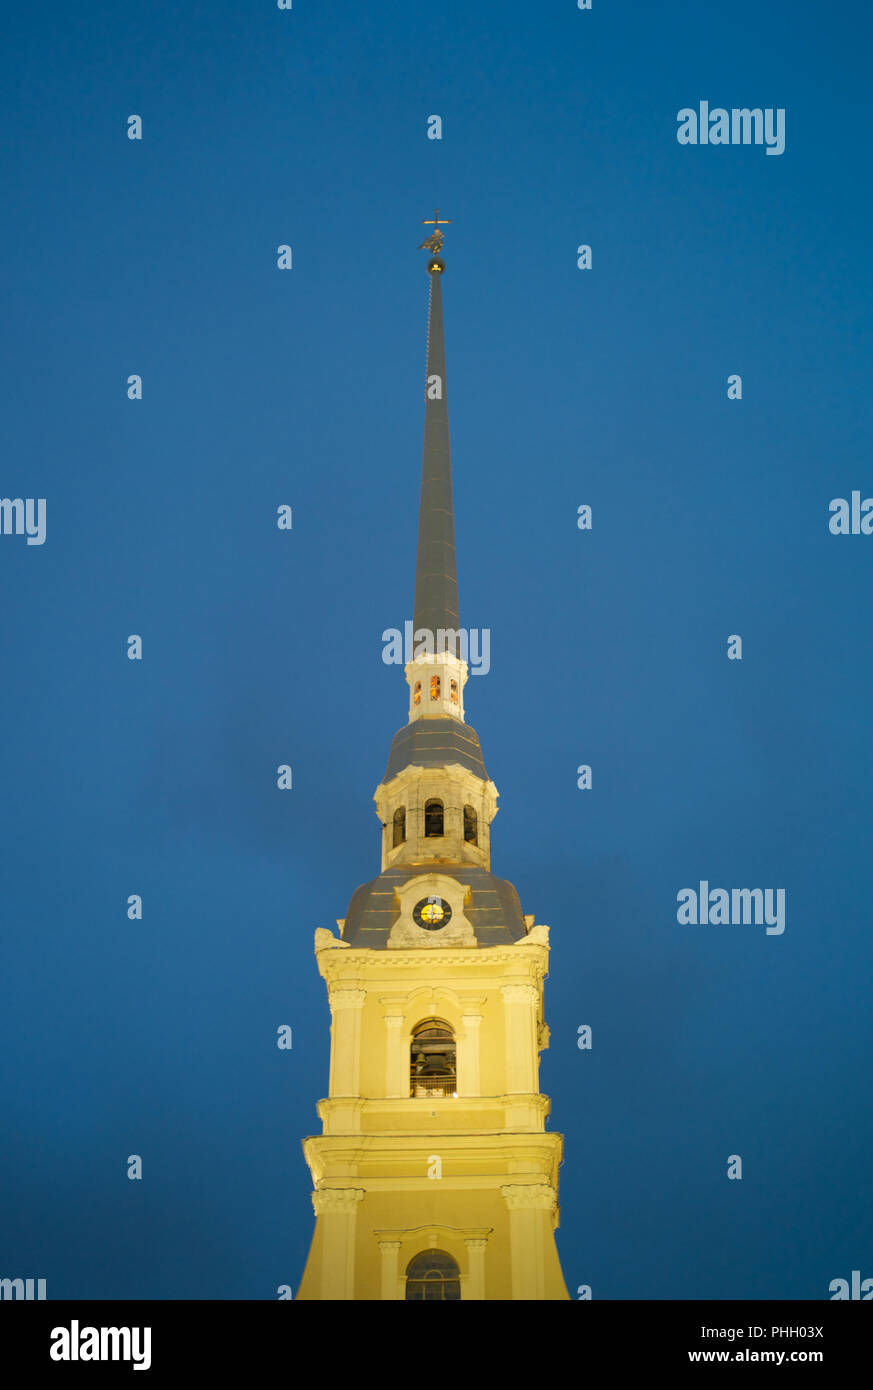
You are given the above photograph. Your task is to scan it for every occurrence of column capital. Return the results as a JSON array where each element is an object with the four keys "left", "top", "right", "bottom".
[
  {"left": 501, "top": 983, "right": 539, "bottom": 1006},
  {"left": 501, "top": 1183, "right": 557, "bottom": 1212},
  {"left": 464, "top": 1237, "right": 489, "bottom": 1250},
  {"left": 329, "top": 988, "right": 366, "bottom": 1011},
  {"left": 312, "top": 1187, "right": 365, "bottom": 1215}
]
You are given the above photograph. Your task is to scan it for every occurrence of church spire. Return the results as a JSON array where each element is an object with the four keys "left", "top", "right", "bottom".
[
  {"left": 413, "top": 212, "right": 460, "bottom": 651},
  {"left": 389, "top": 213, "right": 479, "bottom": 737}
]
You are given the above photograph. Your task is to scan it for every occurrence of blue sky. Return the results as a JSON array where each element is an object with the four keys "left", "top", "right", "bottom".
[{"left": 1, "top": 0, "right": 871, "bottom": 1298}]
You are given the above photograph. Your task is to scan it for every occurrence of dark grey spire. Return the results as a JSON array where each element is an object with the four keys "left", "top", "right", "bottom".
[
  {"left": 373, "top": 229, "right": 492, "bottom": 794},
  {"left": 413, "top": 258, "right": 460, "bottom": 647}
]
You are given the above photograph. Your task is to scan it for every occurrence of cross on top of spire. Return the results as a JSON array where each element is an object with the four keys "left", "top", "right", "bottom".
[{"left": 418, "top": 207, "right": 451, "bottom": 256}]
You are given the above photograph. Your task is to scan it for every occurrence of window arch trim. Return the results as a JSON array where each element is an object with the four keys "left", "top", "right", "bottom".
[{"left": 405, "top": 1247, "right": 461, "bottom": 1301}]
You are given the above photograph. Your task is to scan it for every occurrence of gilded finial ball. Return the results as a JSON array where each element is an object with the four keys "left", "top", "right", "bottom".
[{"left": 427, "top": 257, "right": 445, "bottom": 274}]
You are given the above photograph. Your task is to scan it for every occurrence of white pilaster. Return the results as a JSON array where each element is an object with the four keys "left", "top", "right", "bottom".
[
  {"left": 328, "top": 988, "right": 366, "bottom": 1096},
  {"left": 501, "top": 983, "right": 539, "bottom": 1093}
]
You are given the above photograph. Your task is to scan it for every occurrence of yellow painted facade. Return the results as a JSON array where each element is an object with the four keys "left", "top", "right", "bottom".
[{"left": 296, "top": 921, "right": 569, "bottom": 1300}]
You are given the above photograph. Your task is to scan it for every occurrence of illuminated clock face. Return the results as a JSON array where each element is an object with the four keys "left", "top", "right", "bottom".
[{"left": 413, "top": 896, "right": 452, "bottom": 931}]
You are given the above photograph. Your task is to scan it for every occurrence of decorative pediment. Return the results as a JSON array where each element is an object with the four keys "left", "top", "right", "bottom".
[{"left": 387, "top": 873, "right": 476, "bottom": 949}]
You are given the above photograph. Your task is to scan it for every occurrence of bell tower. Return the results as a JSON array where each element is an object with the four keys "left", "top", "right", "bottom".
[{"left": 296, "top": 216, "right": 569, "bottom": 1301}]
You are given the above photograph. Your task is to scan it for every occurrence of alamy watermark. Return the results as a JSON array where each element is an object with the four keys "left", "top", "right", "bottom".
[
  {"left": 829, "top": 492, "right": 873, "bottom": 534},
  {"left": 677, "top": 103, "right": 785, "bottom": 156},
  {"left": 0, "top": 1276, "right": 46, "bottom": 1299},
  {"left": 0, "top": 497, "right": 46, "bottom": 545},
  {"left": 829, "top": 1269, "right": 872, "bottom": 1299},
  {"left": 382, "top": 622, "right": 491, "bottom": 675},
  {"left": 50, "top": 1321, "right": 151, "bottom": 1371},
  {"left": 677, "top": 882, "right": 786, "bottom": 935}
]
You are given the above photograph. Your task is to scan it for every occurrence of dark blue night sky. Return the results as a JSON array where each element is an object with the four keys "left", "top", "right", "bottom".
[{"left": 1, "top": 0, "right": 871, "bottom": 1299}]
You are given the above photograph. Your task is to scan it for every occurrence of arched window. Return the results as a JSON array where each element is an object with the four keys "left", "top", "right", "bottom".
[
  {"left": 450, "top": 679, "right": 458, "bottom": 704},
  {"left": 393, "top": 807, "right": 406, "bottom": 847},
  {"left": 463, "top": 805, "right": 478, "bottom": 844},
  {"left": 424, "top": 799, "right": 444, "bottom": 837},
  {"left": 430, "top": 674, "right": 441, "bottom": 700},
  {"left": 410, "top": 1020, "right": 456, "bottom": 1099},
  {"left": 414, "top": 681, "right": 422, "bottom": 707},
  {"left": 405, "top": 1248, "right": 461, "bottom": 1301}
]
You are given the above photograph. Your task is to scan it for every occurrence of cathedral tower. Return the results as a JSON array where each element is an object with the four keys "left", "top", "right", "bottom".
[{"left": 296, "top": 218, "right": 569, "bottom": 1301}]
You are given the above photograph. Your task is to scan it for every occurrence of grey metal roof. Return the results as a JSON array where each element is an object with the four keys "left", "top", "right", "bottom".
[
  {"left": 343, "top": 864, "right": 527, "bottom": 948},
  {"left": 383, "top": 717, "right": 488, "bottom": 783},
  {"left": 413, "top": 268, "right": 461, "bottom": 655}
]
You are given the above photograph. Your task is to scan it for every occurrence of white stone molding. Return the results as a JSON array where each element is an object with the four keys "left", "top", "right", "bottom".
[
  {"left": 314, "top": 926, "right": 349, "bottom": 953},
  {"left": 387, "top": 873, "right": 475, "bottom": 949},
  {"left": 328, "top": 988, "right": 366, "bottom": 1011},
  {"left": 500, "top": 983, "right": 539, "bottom": 1006},
  {"left": 405, "top": 648, "right": 469, "bottom": 723},
  {"left": 500, "top": 1183, "right": 557, "bottom": 1213},
  {"left": 312, "top": 1187, "right": 365, "bottom": 1215},
  {"left": 377, "top": 1239, "right": 403, "bottom": 1300}
]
